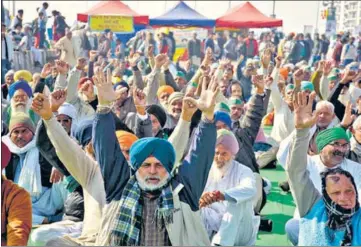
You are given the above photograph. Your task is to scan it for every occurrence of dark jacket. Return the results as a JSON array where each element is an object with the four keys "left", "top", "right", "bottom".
[
  {"left": 36, "top": 121, "right": 84, "bottom": 222},
  {"left": 233, "top": 92, "right": 268, "bottom": 173},
  {"left": 187, "top": 39, "right": 201, "bottom": 58},
  {"left": 236, "top": 64, "right": 253, "bottom": 101},
  {"left": 93, "top": 111, "right": 216, "bottom": 211}
]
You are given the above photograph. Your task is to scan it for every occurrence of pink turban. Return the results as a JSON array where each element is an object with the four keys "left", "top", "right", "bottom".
[{"left": 216, "top": 129, "right": 239, "bottom": 156}]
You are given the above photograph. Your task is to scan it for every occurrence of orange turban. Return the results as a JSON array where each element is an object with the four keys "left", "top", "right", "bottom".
[
  {"left": 279, "top": 68, "right": 289, "bottom": 81},
  {"left": 116, "top": 131, "right": 139, "bottom": 149},
  {"left": 157, "top": 85, "right": 174, "bottom": 98}
]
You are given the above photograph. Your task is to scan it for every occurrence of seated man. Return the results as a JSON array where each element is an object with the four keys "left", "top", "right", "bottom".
[
  {"left": 201, "top": 129, "right": 259, "bottom": 246},
  {"left": 1, "top": 141, "right": 32, "bottom": 246},
  {"left": 286, "top": 91, "right": 361, "bottom": 246},
  {"left": 1, "top": 112, "right": 68, "bottom": 226},
  {"left": 91, "top": 72, "right": 218, "bottom": 246}
]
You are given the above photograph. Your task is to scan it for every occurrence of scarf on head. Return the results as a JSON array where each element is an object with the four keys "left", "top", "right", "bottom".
[
  {"left": 321, "top": 168, "right": 360, "bottom": 246},
  {"left": 109, "top": 176, "right": 174, "bottom": 246},
  {"left": 1, "top": 135, "right": 42, "bottom": 197}
]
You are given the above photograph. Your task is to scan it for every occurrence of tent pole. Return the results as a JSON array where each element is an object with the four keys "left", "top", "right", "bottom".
[
  {"left": 272, "top": 0, "right": 276, "bottom": 17},
  {"left": 228, "top": 1, "right": 231, "bottom": 9}
]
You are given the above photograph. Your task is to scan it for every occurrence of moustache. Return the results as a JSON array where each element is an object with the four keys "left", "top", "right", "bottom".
[
  {"left": 16, "top": 137, "right": 26, "bottom": 143},
  {"left": 145, "top": 176, "right": 161, "bottom": 182},
  {"left": 332, "top": 150, "right": 346, "bottom": 157}
]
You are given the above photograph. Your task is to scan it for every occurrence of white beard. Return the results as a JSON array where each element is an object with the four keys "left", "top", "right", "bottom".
[
  {"left": 135, "top": 171, "right": 171, "bottom": 192},
  {"left": 11, "top": 98, "right": 31, "bottom": 115},
  {"left": 210, "top": 160, "right": 233, "bottom": 183}
]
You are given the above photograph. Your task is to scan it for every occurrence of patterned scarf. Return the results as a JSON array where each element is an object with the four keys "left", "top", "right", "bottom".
[
  {"left": 109, "top": 176, "right": 174, "bottom": 246},
  {"left": 321, "top": 168, "right": 360, "bottom": 246}
]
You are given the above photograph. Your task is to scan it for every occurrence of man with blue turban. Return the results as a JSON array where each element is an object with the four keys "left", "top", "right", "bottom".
[{"left": 92, "top": 71, "right": 219, "bottom": 246}]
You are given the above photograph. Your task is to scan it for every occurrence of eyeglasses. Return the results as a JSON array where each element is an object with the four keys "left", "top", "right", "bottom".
[{"left": 328, "top": 142, "right": 350, "bottom": 149}]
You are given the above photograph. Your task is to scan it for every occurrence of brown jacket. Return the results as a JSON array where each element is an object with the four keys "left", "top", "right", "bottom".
[{"left": 1, "top": 175, "right": 32, "bottom": 246}]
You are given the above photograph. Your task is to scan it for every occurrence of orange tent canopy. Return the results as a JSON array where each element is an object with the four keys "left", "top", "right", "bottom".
[
  {"left": 77, "top": 0, "right": 149, "bottom": 25},
  {"left": 216, "top": 2, "right": 282, "bottom": 28}
]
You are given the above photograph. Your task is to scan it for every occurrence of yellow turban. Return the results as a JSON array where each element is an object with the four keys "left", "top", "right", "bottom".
[
  {"left": 116, "top": 131, "right": 139, "bottom": 149},
  {"left": 157, "top": 85, "right": 175, "bottom": 98},
  {"left": 14, "top": 70, "right": 32, "bottom": 83}
]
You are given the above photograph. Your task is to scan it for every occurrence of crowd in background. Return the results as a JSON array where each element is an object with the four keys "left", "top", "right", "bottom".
[{"left": 1, "top": 2, "right": 361, "bottom": 247}]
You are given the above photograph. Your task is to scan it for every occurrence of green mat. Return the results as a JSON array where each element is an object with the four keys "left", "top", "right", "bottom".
[{"left": 256, "top": 165, "right": 295, "bottom": 246}]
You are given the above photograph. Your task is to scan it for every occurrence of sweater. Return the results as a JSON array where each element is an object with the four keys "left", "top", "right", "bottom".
[
  {"left": 93, "top": 111, "right": 216, "bottom": 245},
  {"left": 1, "top": 176, "right": 32, "bottom": 246}
]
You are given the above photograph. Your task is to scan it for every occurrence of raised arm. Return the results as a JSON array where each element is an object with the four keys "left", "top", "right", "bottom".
[
  {"left": 285, "top": 91, "right": 321, "bottom": 217},
  {"left": 269, "top": 57, "right": 283, "bottom": 110},
  {"left": 175, "top": 77, "right": 218, "bottom": 209},
  {"left": 92, "top": 68, "right": 130, "bottom": 202},
  {"left": 144, "top": 54, "right": 167, "bottom": 105},
  {"left": 239, "top": 75, "right": 268, "bottom": 145},
  {"left": 66, "top": 59, "right": 85, "bottom": 104}
]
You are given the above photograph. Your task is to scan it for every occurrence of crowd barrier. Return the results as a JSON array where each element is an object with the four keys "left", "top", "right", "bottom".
[{"left": 12, "top": 49, "right": 59, "bottom": 72}]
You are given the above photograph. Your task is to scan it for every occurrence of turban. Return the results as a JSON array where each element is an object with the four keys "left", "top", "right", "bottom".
[
  {"left": 216, "top": 129, "right": 239, "bottom": 156},
  {"left": 9, "top": 113, "right": 35, "bottom": 134},
  {"left": 167, "top": 92, "right": 184, "bottom": 105},
  {"left": 78, "top": 77, "right": 94, "bottom": 90},
  {"left": 2, "top": 142, "right": 11, "bottom": 170},
  {"left": 285, "top": 84, "right": 295, "bottom": 93},
  {"left": 129, "top": 137, "right": 175, "bottom": 174},
  {"left": 58, "top": 103, "right": 77, "bottom": 120},
  {"left": 116, "top": 131, "right": 138, "bottom": 149},
  {"left": 214, "top": 111, "right": 232, "bottom": 130},
  {"left": 316, "top": 127, "right": 350, "bottom": 152},
  {"left": 8, "top": 80, "right": 33, "bottom": 99},
  {"left": 157, "top": 85, "right": 175, "bottom": 98},
  {"left": 279, "top": 68, "right": 289, "bottom": 80},
  {"left": 328, "top": 72, "right": 338, "bottom": 81},
  {"left": 74, "top": 120, "right": 93, "bottom": 148},
  {"left": 229, "top": 98, "right": 243, "bottom": 106},
  {"left": 14, "top": 70, "right": 32, "bottom": 83},
  {"left": 175, "top": 71, "right": 186, "bottom": 80},
  {"left": 215, "top": 102, "right": 231, "bottom": 113},
  {"left": 113, "top": 81, "right": 129, "bottom": 92},
  {"left": 301, "top": 81, "right": 314, "bottom": 92},
  {"left": 146, "top": 104, "right": 167, "bottom": 128}
]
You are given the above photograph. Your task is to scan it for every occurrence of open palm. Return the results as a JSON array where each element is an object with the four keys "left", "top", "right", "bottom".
[
  {"left": 294, "top": 91, "right": 317, "bottom": 129},
  {"left": 93, "top": 68, "right": 116, "bottom": 105}
]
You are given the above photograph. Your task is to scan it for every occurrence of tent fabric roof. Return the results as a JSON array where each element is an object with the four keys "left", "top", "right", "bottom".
[
  {"left": 150, "top": 1, "right": 215, "bottom": 27},
  {"left": 77, "top": 1, "right": 149, "bottom": 25},
  {"left": 216, "top": 1, "right": 282, "bottom": 28}
]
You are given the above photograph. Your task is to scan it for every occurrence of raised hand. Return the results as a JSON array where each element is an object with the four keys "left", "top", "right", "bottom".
[
  {"left": 341, "top": 102, "right": 356, "bottom": 128},
  {"left": 202, "top": 47, "right": 213, "bottom": 66},
  {"left": 89, "top": 50, "right": 98, "bottom": 62},
  {"left": 261, "top": 48, "right": 272, "bottom": 68},
  {"left": 76, "top": 57, "right": 87, "bottom": 71},
  {"left": 185, "top": 76, "right": 219, "bottom": 121},
  {"left": 79, "top": 80, "right": 95, "bottom": 102},
  {"left": 293, "top": 69, "right": 305, "bottom": 86},
  {"left": 133, "top": 87, "right": 146, "bottom": 106},
  {"left": 340, "top": 68, "right": 357, "bottom": 84},
  {"left": 323, "top": 61, "right": 333, "bottom": 76},
  {"left": 40, "top": 63, "right": 53, "bottom": 78},
  {"left": 252, "top": 75, "right": 265, "bottom": 93},
  {"left": 275, "top": 55, "right": 283, "bottom": 68},
  {"left": 181, "top": 96, "right": 198, "bottom": 122},
  {"left": 147, "top": 45, "right": 154, "bottom": 58},
  {"left": 31, "top": 93, "right": 53, "bottom": 120},
  {"left": 55, "top": 60, "right": 69, "bottom": 75},
  {"left": 154, "top": 54, "right": 168, "bottom": 69},
  {"left": 129, "top": 52, "right": 141, "bottom": 67},
  {"left": 219, "top": 57, "right": 231, "bottom": 69},
  {"left": 264, "top": 75, "right": 274, "bottom": 89},
  {"left": 93, "top": 68, "right": 116, "bottom": 105},
  {"left": 317, "top": 60, "right": 325, "bottom": 72},
  {"left": 162, "top": 56, "right": 171, "bottom": 70},
  {"left": 293, "top": 91, "right": 317, "bottom": 129},
  {"left": 50, "top": 89, "right": 67, "bottom": 112}
]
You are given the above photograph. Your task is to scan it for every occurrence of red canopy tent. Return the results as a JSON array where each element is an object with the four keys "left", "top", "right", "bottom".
[
  {"left": 216, "top": 1, "right": 282, "bottom": 28},
  {"left": 77, "top": 1, "right": 149, "bottom": 25}
]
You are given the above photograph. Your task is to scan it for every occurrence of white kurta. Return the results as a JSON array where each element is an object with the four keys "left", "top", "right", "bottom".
[{"left": 201, "top": 160, "right": 260, "bottom": 246}]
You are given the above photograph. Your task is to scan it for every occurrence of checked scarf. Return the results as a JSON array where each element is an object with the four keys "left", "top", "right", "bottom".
[
  {"left": 321, "top": 168, "right": 360, "bottom": 246},
  {"left": 109, "top": 176, "right": 175, "bottom": 246}
]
